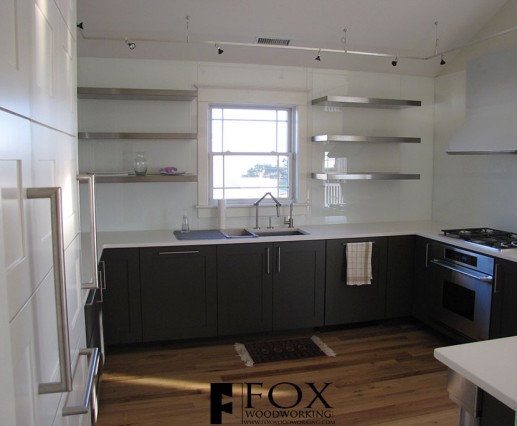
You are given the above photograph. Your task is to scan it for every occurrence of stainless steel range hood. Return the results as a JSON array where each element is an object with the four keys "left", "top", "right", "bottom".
[{"left": 447, "top": 48, "right": 517, "bottom": 155}]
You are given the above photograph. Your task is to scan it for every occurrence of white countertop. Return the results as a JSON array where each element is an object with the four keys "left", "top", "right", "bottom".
[
  {"left": 86, "top": 220, "right": 517, "bottom": 263},
  {"left": 434, "top": 337, "right": 517, "bottom": 412}
]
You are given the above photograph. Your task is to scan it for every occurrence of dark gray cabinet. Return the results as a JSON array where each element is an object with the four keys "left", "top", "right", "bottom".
[
  {"left": 101, "top": 248, "right": 142, "bottom": 345},
  {"left": 491, "top": 258, "right": 517, "bottom": 339},
  {"left": 217, "top": 240, "right": 326, "bottom": 334},
  {"left": 217, "top": 243, "right": 273, "bottom": 335},
  {"left": 140, "top": 245, "right": 217, "bottom": 342},
  {"left": 272, "top": 240, "right": 326, "bottom": 330},
  {"left": 325, "top": 237, "right": 388, "bottom": 325},
  {"left": 480, "top": 392, "right": 515, "bottom": 426},
  {"left": 412, "top": 236, "right": 435, "bottom": 325},
  {"left": 386, "top": 235, "right": 415, "bottom": 318}
]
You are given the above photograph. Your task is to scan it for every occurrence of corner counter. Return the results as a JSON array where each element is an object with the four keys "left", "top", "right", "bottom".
[
  {"left": 86, "top": 220, "right": 517, "bottom": 264},
  {"left": 435, "top": 338, "right": 517, "bottom": 424}
]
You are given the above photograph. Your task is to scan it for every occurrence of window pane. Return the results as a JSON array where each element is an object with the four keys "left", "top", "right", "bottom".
[
  {"left": 223, "top": 108, "right": 277, "bottom": 120},
  {"left": 277, "top": 121, "right": 288, "bottom": 152},
  {"left": 211, "top": 154, "right": 290, "bottom": 200},
  {"left": 212, "top": 120, "right": 223, "bottom": 152},
  {"left": 277, "top": 110, "right": 288, "bottom": 121},
  {"left": 212, "top": 108, "right": 223, "bottom": 119},
  {"left": 223, "top": 121, "right": 277, "bottom": 152},
  {"left": 213, "top": 188, "right": 224, "bottom": 199},
  {"left": 212, "top": 155, "right": 224, "bottom": 187}
]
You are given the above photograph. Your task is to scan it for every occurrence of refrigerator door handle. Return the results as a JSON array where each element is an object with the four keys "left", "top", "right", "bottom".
[
  {"left": 27, "top": 187, "right": 73, "bottom": 394},
  {"left": 77, "top": 174, "right": 98, "bottom": 290},
  {"left": 62, "top": 347, "right": 99, "bottom": 416}
]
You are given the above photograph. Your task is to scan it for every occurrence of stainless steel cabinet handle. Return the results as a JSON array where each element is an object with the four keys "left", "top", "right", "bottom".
[
  {"left": 62, "top": 347, "right": 99, "bottom": 416},
  {"left": 98, "top": 260, "right": 106, "bottom": 303},
  {"left": 342, "top": 241, "right": 375, "bottom": 246},
  {"left": 27, "top": 187, "right": 72, "bottom": 394},
  {"left": 77, "top": 175, "right": 98, "bottom": 290},
  {"left": 494, "top": 263, "right": 500, "bottom": 294},
  {"left": 158, "top": 250, "right": 200, "bottom": 255},
  {"left": 277, "top": 246, "right": 281, "bottom": 273},
  {"left": 266, "top": 247, "right": 270, "bottom": 274}
]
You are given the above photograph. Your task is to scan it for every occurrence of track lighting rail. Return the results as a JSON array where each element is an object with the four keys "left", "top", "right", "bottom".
[{"left": 77, "top": 23, "right": 517, "bottom": 64}]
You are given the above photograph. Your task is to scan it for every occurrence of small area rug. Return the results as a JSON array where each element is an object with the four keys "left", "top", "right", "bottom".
[{"left": 235, "top": 336, "right": 336, "bottom": 367}]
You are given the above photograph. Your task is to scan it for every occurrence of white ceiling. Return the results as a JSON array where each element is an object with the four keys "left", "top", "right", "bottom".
[{"left": 77, "top": 0, "right": 512, "bottom": 77}]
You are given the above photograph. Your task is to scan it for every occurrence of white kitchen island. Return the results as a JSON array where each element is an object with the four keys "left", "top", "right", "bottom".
[{"left": 435, "top": 337, "right": 517, "bottom": 425}]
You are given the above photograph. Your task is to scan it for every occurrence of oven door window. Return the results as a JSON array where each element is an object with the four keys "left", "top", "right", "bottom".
[{"left": 442, "top": 280, "right": 475, "bottom": 321}]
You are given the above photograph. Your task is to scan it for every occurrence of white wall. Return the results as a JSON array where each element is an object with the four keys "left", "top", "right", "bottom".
[
  {"left": 78, "top": 58, "right": 434, "bottom": 231},
  {"left": 432, "top": 0, "right": 517, "bottom": 231}
]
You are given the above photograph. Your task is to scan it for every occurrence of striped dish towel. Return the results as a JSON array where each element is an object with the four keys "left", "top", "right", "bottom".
[{"left": 345, "top": 242, "right": 373, "bottom": 285}]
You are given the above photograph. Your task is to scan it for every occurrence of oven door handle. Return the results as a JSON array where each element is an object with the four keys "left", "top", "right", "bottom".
[{"left": 429, "top": 258, "right": 493, "bottom": 283}]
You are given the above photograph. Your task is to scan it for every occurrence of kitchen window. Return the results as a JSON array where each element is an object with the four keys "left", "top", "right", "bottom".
[
  {"left": 209, "top": 105, "right": 295, "bottom": 203},
  {"left": 196, "top": 87, "right": 307, "bottom": 212}
]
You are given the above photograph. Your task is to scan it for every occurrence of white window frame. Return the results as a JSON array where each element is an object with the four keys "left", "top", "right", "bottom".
[
  {"left": 197, "top": 87, "right": 308, "bottom": 217},
  {"left": 208, "top": 104, "right": 295, "bottom": 204}
]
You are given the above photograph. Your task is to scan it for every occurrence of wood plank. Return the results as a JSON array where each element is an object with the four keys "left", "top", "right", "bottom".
[{"left": 97, "top": 320, "right": 459, "bottom": 425}]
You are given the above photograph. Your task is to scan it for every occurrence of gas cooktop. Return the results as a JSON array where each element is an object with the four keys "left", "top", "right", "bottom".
[{"left": 442, "top": 227, "right": 517, "bottom": 250}]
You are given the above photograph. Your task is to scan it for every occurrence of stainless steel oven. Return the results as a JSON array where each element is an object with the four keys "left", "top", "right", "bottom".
[{"left": 427, "top": 242, "right": 494, "bottom": 341}]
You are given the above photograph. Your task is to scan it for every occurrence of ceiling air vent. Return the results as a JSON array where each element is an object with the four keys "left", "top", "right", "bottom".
[{"left": 257, "top": 37, "right": 290, "bottom": 46}]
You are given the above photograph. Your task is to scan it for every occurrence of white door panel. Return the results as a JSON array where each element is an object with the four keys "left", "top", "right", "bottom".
[
  {"left": 53, "top": 0, "right": 77, "bottom": 37},
  {"left": 0, "top": 111, "right": 36, "bottom": 320},
  {"left": 0, "top": 192, "right": 17, "bottom": 426},
  {"left": 10, "top": 282, "right": 62, "bottom": 426},
  {"left": 54, "top": 15, "right": 77, "bottom": 135},
  {"left": 2, "top": 0, "right": 82, "bottom": 423},
  {"left": 30, "top": 126, "right": 80, "bottom": 294},
  {"left": 0, "top": 0, "right": 31, "bottom": 117},
  {"left": 30, "top": 0, "right": 77, "bottom": 135}
]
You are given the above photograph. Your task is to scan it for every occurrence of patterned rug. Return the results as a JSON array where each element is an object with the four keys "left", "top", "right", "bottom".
[{"left": 235, "top": 336, "right": 336, "bottom": 367}]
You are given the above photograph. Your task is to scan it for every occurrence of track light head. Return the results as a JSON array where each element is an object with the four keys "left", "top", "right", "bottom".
[
  {"left": 125, "top": 38, "right": 136, "bottom": 50},
  {"left": 315, "top": 50, "right": 321, "bottom": 61},
  {"left": 76, "top": 22, "right": 84, "bottom": 30},
  {"left": 215, "top": 44, "right": 224, "bottom": 54},
  {"left": 440, "top": 55, "right": 446, "bottom": 65},
  {"left": 391, "top": 57, "right": 398, "bottom": 67}
]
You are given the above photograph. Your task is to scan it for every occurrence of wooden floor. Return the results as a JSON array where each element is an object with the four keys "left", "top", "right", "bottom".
[{"left": 96, "top": 320, "right": 459, "bottom": 426}]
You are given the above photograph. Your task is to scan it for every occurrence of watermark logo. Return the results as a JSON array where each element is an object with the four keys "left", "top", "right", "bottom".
[{"left": 210, "top": 382, "right": 335, "bottom": 424}]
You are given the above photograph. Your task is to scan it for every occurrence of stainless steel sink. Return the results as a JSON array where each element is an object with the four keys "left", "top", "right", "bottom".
[
  {"left": 220, "top": 228, "right": 258, "bottom": 238},
  {"left": 220, "top": 228, "right": 309, "bottom": 238},
  {"left": 253, "top": 228, "right": 309, "bottom": 237}
]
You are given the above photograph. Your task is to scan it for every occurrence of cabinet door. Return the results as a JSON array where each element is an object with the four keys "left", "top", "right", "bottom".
[
  {"left": 102, "top": 248, "right": 142, "bottom": 345},
  {"left": 217, "top": 243, "right": 273, "bottom": 336},
  {"left": 480, "top": 392, "right": 516, "bottom": 426},
  {"left": 491, "top": 259, "right": 517, "bottom": 339},
  {"left": 412, "top": 237, "right": 435, "bottom": 325},
  {"left": 386, "top": 235, "right": 415, "bottom": 318},
  {"left": 325, "top": 237, "right": 388, "bottom": 326},
  {"left": 273, "top": 240, "right": 325, "bottom": 330},
  {"left": 140, "top": 245, "right": 217, "bottom": 341}
]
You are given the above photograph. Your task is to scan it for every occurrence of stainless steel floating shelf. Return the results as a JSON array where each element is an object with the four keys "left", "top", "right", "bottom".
[
  {"left": 77, "top": 87, "right": 197, "bottom": 101},
  {"left": 85, "top": 174, "right": 198, "bottom": 183},
  {"left": 78, "top": 132, "right": 197, "bottom": 140},
  {"left": 312, "top": 172, "right": 421, "bottom": 181},
  {"left": 311, "top": 96, "right": 421, "bottom": 109},
  {"left": 311, "top": 135, "right": 421, "bottom": 143}
]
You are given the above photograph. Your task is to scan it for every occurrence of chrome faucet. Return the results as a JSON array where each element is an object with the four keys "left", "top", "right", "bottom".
[
  {"left": 284, "top": 201, "right": 294, "bottom": 228},
  {"left": 253, "top": 192, "right": 282, "bottom": 229}
]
